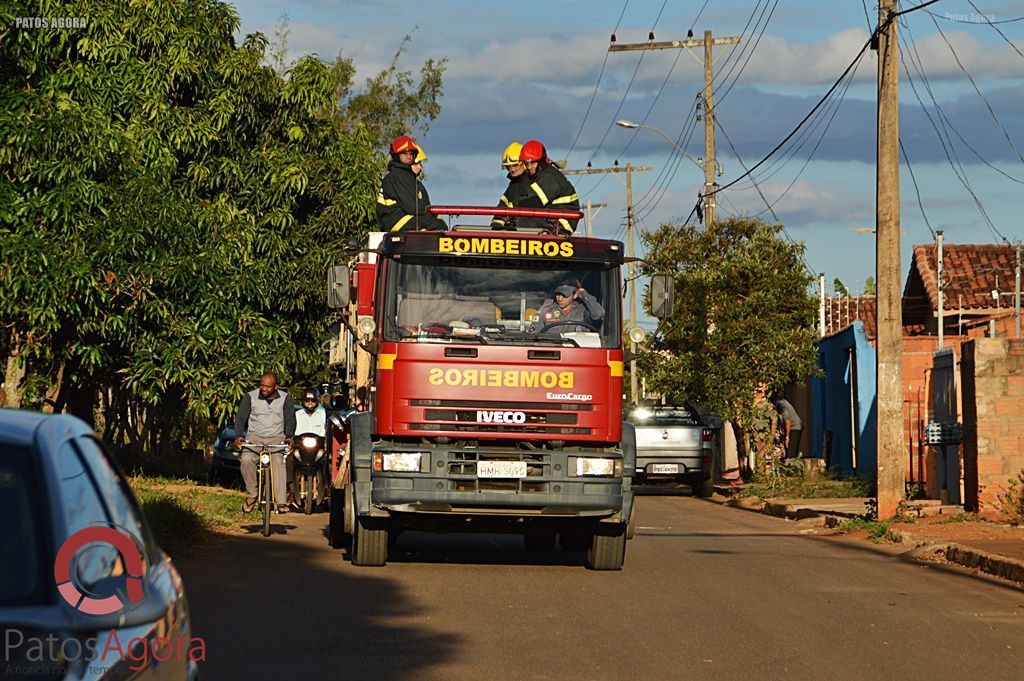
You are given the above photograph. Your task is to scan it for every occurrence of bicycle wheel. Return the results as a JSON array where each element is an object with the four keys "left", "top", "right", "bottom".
[{"left": 262, "top": 462, "right": 272, "bottom": 537}]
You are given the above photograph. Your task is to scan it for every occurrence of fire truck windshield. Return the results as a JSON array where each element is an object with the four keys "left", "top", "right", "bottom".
[{"left": 382, "top": 258, "right": 621, "bottom": 348}]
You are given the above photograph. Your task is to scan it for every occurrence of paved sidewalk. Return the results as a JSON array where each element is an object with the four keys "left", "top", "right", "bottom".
[{"left": 714, "top": 487, "right": 1024, "bottom": 587}]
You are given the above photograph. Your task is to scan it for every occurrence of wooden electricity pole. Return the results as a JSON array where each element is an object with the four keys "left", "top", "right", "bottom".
[
  {"left": 565, "top": 164, "right": 652, "bottom": 404},
  {"left": 875, "top": 0, "right": 904, "bottom": 520},
  {"left": 610, "top": 31, "right": 740, "bottom": 226}
]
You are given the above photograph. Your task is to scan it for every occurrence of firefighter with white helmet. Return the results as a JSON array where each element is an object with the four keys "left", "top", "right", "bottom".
[{"left": 376, "top": 135, "right": 446, "bottom": 232}]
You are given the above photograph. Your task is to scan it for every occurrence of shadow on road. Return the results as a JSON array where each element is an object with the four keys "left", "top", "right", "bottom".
[{"left": 179, "top": 526, "right": 462, "bottom": 679}]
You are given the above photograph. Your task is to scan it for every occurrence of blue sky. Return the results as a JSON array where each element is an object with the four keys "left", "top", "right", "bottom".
[{"left": 230, "top": 1, "right": 1024, "bottom": 316}]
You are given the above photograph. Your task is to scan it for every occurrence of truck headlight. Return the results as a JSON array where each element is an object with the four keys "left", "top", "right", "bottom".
[
  {"left": 575, "top": 457, "right": 620, "bottom": 477},
  {"left": 380, "top": 452, "right": 422, "bottom": 472}
]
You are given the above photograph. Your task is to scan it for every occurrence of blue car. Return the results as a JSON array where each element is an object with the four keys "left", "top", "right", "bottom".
[
  {"left": 0, "top": 408, "right": 201, "bottom": 680},
  {"left": 207, "top": 426, "right": 239, "bottom": 485}
]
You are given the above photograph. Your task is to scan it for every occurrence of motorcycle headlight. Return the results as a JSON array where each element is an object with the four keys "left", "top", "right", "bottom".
[
  {"left": 575, "top": 457, "right": 620, "bottom": 477},
  {"left": 301, "top": 436, "right": 318, "bottom": 449},
  {"left": 380, "top": 452, "right": 422, "bottom": 472}
]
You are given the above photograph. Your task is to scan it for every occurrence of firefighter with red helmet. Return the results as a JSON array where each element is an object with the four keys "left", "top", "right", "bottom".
[
  {"left": 490, "top": 141, "right": 530, "bottom": 230},
  {"left": 515, "top": 139, "right": 580, "bottom": 236},
  {"left": 376, "top": 135, "right": 446, "bottom": 233}
]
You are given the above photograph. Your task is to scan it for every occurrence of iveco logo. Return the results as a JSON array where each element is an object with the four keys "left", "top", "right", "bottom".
[{"left": 476, "top": 410, "right": 527, "bottom": 424}]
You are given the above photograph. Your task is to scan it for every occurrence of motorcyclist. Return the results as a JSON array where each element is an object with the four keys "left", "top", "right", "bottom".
[{"left": 287, "top": 388, "right": 327, "bottom": 506}]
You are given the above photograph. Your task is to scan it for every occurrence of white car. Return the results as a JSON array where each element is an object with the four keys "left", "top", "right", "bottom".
[{"left": 626, "top": 404, "right": 716, "bottom": 496}]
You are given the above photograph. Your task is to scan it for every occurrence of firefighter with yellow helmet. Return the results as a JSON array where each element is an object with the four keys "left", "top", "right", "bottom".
[
  {"left": 490, "top": 141, "right": 530, "bottom": 230},
  {"left": 376, "top": 135, "right": 446, "bottom": 233}
]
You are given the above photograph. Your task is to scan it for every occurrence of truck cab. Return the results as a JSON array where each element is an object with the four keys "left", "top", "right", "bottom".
[{"left": 328, "top": 216, "right": 639, "bottom": 570}]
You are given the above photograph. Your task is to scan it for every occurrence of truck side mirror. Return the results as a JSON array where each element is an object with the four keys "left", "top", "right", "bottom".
[
  {"left": 327, "top": 265, "right": 350, "bottom": 309},
  {"left": 650, "top": 274, "right": 675, "bottom": 318}
]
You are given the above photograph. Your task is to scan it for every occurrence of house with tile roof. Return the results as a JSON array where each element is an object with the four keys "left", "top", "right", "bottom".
[{"left": 812, "top": 242, "right": 1021, "bottom": 495}]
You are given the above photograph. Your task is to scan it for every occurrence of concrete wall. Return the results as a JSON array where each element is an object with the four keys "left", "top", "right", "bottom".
[
  {"left": 961, "top": 338, "right": 1024, "bottom": 513},
  {"left": 813, "top": 321, "right": 876, "bottom": 479}
]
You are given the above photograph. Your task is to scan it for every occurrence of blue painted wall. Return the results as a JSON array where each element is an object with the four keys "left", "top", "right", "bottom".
[{"left": 812, "top": 321, "right": 877, "bottom": 479}]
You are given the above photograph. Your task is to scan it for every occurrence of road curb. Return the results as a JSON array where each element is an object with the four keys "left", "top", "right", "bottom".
[
  {"left": 890, "top": 528, "right": 1024, "bottom": 587},
  {"left": 716, "top": 494, "right": 1024, "bottom": 588}
]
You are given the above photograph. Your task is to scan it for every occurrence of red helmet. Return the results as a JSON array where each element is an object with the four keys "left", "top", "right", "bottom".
[
  {"left": 519, "top": 139, "right": 547, "bottom": 162},
  {"left": 391, "top": 135, "right": 418, "bottom": 155}
]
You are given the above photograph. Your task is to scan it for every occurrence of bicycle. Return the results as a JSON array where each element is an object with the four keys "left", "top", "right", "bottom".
[{"left": 240, "top": 441, "right": 290, "bottom": 536}]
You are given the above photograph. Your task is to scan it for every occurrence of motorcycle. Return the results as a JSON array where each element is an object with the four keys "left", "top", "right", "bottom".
[{"left": 291, "top": 432, "right": 328, "bottom": 514}]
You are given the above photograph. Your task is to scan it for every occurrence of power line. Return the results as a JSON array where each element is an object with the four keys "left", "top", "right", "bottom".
[
  {"left": 900, "top": 138, "right": 937, "bottom": 239},
  {"left": 565, "top": 1, "right": 631, "bottom": 161},
  {"left": 927, "top": 11, "right": 1024, "bottom": 166},
  {"left": 899, "top": 20, "right": 1010, "bottom": 243},
  {"left": 715, "top": 117, "right": 778, "bottom": 221},
  {"left": 705, "top": 28, "right": 875, "bottom": 199},
  {"left": 963, "top": 0, "right": 1024, "bottom": 59}
]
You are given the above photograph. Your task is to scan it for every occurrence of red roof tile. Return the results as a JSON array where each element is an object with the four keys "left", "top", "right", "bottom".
[{"left": 907, "top": 243, "right": 1017, "bottom": 312}]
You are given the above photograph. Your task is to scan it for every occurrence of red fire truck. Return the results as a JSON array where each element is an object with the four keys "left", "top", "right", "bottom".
[{"left": 325, "top": 207, "right": 666, "bottom": 570}]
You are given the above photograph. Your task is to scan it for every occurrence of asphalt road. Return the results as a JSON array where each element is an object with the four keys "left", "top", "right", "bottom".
[{"left": 180, "top": 492, "right": 1024, "bottom": 681}]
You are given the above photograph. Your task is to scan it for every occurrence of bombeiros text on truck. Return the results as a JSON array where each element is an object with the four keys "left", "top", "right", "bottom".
[{"left": 324, "top": 205, "right": 675, "bottom": 570}]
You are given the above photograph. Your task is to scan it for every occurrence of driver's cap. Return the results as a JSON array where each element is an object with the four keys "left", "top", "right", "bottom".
[{"left": 554, "top": 284, "right": 575, "bottom": 297}]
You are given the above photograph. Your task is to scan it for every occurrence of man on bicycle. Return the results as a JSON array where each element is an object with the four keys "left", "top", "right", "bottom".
[{"left": 234, "top": 372, "right": 296, "bottom": 514}]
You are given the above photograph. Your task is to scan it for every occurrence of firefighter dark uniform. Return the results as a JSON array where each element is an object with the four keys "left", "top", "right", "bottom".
[
  {"left": 491, "top": 142, "right": 529, "bottom": 230},
  {"left": 376, "top": 136, "right": 446, "bottom": 233},
  {"left": 517, "top": 140, "right": 580, "bottom": 236}
]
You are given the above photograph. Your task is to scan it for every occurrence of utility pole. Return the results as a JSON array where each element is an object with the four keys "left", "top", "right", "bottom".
[
  {"left": 937, "top": 231, "right": 944, "bottom": 349},
  {"left": 583, "top": 200, "right": 608, "bottom": 237},
  {"left": 875, "top": 0, "right": 903, "bottom": 520},
  {"left": 565, "top": 165, "right": 652, "bottom": 405},
  {"left": 703, "top": 30, "right": 717, "bottom": 226},
  {"left": 1015, "top": 240, "right": 1021, "bottom": 339},
  {"left": 609, "top": 32, "right": 740, "bottom": 227},
  {"left": 819, "top": 273, "right": 826, "bottom": 338}
]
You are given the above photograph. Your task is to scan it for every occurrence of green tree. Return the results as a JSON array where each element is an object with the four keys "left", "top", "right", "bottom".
[
  {"left": 0, "top": 0, "right": 445, "bottom": 456},
  {"left": 833, "top": 278, "right": 849, "bottom": 297},
  {"left": 638, "top": 217, "right": 818, "bottom": 463},
  {"left": 864, "top": 276, "right": 876, "bottom": 296}
]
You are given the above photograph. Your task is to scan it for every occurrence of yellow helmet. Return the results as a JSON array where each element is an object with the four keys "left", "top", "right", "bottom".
[
  {"left": 501, "top": 142, "right": 523, "bottom": 167},
  {"left": 414, "top": 145, "right": 427, "bottom": 163}
]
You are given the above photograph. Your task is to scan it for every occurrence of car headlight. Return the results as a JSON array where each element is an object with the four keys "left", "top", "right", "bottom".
[
  {"left": 301, "top": 436, "right": 318, "bottom": 449},
  {"left": 575, "top": 457, "right": 620, "bottom": 477},
  {"left": 630, "top": 407, "right": 652, "bottom": 421},
  {"left": 379, "top": 452, "right": 422, "bottom": 472}
]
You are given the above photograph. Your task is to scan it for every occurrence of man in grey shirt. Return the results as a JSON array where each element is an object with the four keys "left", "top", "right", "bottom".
[
  {"left": 772, "top": 395, "right": 803, "bottom": 459},
  {"left": 530, "top": 281, "right": 604, "bottom": 333},
  {"left": 234, "top": 372, "right": 296, "bottom": 513}
]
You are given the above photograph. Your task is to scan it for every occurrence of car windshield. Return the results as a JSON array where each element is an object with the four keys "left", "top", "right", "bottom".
[
  {"left": 628, "top": 407, "right": 702, "bottom": 426},
  {"left": 382, "top": 257, "right": 621, "bottom": 348},
  {"left": 0, "top": 444, "right": 48, "bottom": 605}
]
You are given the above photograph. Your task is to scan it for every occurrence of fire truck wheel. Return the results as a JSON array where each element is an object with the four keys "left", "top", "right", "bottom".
[
  {"left": 327, "top": 487, "right": 347, "bottom": 548},
  {"left": 523, "top": 531, "right": 556, "bottom": 552},
  {"left": 586, "top": 523, "right": 626, "bottom": 570},
  {"left": 343, "top": 483, "right": 355, "bottom": 536},
  {"left": 352, "top": 516, "right": 389, "bottom": 566}
]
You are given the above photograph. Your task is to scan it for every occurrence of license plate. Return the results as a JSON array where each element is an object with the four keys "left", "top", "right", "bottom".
[
  {"left": 477, "top": 461, "right": 528, "bottom": 479},
  {"left": 650, "top": 463, "right": 680, "bottom": 474}
]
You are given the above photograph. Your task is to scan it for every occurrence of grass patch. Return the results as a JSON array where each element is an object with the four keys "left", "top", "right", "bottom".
[
  {"left": 129, "top": 475, "right": 247, "bottom": 558},
  {"left": 739, "top": 475, "right": 874, "bottom": 501},
  {"left": 834, "top": 517, "right": 900, "bottom": 543}
]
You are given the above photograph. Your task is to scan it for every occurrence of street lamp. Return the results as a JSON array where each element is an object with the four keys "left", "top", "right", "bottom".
[{"left": 615, "top": 119, "right": 704, "bottom": 172}]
